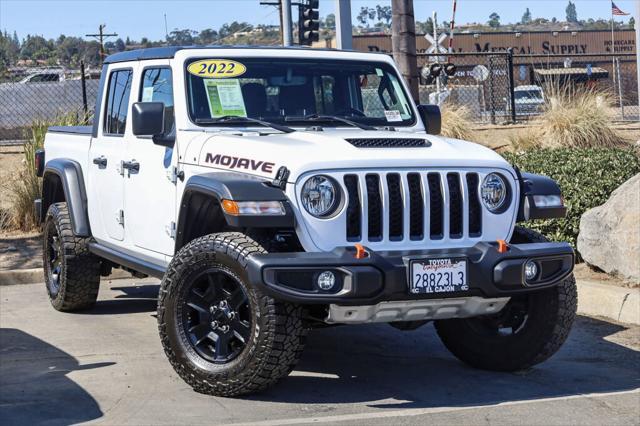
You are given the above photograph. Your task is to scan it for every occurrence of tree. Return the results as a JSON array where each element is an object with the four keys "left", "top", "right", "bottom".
[
  {"left": 198, "top": 29, "right": 218, "bottom": 45},
  {"left": 167, "top": 29, "right": 197, "bottom": 45},
  {"left": 357, "top": 6, "right": 370, "bottom": 27},
  {"left": 488, "top": 12, "right": 500, "bottom": 28},
  {"left": 521, "top": 8, "right": 532, "bottom": 25},
  {"left": 20, "top": 35, "right": 54, "bottom": 61},
  {"left": 416, "top": 17, "right": 434, "bottom": 35},
  {"left": 324, "top": 13, "right": 336, "bottom": 30},
  {"left": 566, "top": 1, "right": 578, "bottom": 23},
  {"left": 630, "top": 17, "right": 635, "bottom": 29},
  {"left": 376, "top": 5, "right": 392, "bottom": 25},
  {"left": 114, "top": 38, "right": 126, "bottom": 52}
]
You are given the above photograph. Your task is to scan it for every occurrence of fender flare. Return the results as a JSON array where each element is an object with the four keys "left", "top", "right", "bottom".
[
  {"left": 175, "top": 172, "right": 295, "bottom": 250},
  {"left": 42, "top": 159, "right": 91, "bottom": 236}
]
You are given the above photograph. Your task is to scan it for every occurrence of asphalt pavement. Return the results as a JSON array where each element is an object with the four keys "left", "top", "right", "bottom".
[{"left": 1, "top": 278, "right": 639, "bottom": 425}]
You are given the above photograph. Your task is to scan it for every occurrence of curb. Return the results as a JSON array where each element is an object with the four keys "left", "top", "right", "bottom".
[
  {"left": 0, "top": 268, "right": 132, "bottom": 286},
  {"left": 577, "top": 279, "right": 639, "bottom": 325}
]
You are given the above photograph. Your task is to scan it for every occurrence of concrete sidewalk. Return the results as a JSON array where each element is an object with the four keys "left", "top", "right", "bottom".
[{"left": 1, "top": 279, "right": 639, "bottom": 425}]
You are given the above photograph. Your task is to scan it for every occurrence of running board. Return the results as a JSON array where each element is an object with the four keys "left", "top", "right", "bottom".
[{"left": 88, "top": 242, "right": 166, "bottom": 279}]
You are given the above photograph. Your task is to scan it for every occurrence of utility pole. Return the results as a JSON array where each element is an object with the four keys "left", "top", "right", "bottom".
[
  {"left": 335, "top": 0, "right": 352, "bottom": 49},
  {"left": 635, "top": 0, "right": 640, "bottom": 117},
  {"left": 260, "top": 0, "right": 293, "bottom": 46},
  {"left": 391, "top": 0, "right": 419, "bottom": 102},
  {"left": 86, "top": 24, "right": 118, "bottom": 63}
]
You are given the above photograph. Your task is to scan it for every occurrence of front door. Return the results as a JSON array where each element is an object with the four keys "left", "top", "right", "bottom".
[
  {"left": 88, "top": 67, "right": 134, "bottom": 243},
  {"left": 124, "top": 63, "right": 177, "bottom": 256}
]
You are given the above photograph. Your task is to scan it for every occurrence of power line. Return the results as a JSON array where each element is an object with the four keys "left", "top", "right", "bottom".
[{"left": 86, "top": 24, "right": 118, "bottom": 63}]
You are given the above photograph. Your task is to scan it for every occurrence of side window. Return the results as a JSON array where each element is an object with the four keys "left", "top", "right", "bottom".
[
  {"left": 103, "top": 69, "right": 133, "bottom": 136},
  {"left": 140, "top": 68, "right": 174, "bottom": 134}
]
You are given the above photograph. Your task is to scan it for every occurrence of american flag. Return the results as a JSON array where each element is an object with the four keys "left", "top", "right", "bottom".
[{"left": 611, "top": 2, "right": 629, "bottom": 16}]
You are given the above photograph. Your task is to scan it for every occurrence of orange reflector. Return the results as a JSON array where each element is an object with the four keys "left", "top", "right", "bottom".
[
  {"left": 221, "top": 200, "right": 240, "bottom": 215},
  {"left": 354, "top": 243, "right": 368, "bottom": 259},
  {"left": 497, "top": 239, "right": 509, "bottom": 253}
]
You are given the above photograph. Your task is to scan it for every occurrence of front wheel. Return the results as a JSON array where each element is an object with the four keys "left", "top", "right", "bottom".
[
  {"left": 434, "top": 227, "right": 577, "bottom": 371},
  {"left": 157, "top": 232, "right": 307, "bottom": 397}
]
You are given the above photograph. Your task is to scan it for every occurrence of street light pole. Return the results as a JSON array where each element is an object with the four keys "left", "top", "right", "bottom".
[
  {"left": 281, "top": 0, "right": 293, "bottom": 46},
  {"left": 335, "top": 0, "right": 352, "bottom": 50}
]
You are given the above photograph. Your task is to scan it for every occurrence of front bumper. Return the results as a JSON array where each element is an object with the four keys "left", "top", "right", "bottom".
[{"left": 246, "top": 241, "right": 574, "bottom": 305}]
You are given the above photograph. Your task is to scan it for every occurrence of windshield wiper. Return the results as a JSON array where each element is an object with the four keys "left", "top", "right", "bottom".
[
  {"left": 195, "top": 116, "right": 295, "bottom": 134},
  {"left": 285, "top": 114, "right": 377, "bottom": 131}
]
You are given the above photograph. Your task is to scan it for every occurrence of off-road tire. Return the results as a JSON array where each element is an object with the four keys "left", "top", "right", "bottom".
[
  {"left": 435, "top": 226, "right": 577, "bottom": 371},
  {"left": 43, "top": 202, "right": 101, "bottom": 311},
  {"left": 157, "top": 232, "right": 307, "bottom": 397}
]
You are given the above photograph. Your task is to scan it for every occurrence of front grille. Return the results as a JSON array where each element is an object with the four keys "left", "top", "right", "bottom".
[
  {"left": 345, "top": 138, "right": 430, "bottom": 148},
  {"left": 344, "top": 171, "right": 484, "bottom": 243}
]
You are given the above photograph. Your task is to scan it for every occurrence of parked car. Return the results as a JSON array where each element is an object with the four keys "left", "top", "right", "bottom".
[
  {"left": 513, "top": 84, "right": 546, "bottom": 116},
  {"left": 18, "top": 70, "right": 65, "bottom": 84},
  {"left": 35, "top": 46, "right": 576, "bottom": 397}
]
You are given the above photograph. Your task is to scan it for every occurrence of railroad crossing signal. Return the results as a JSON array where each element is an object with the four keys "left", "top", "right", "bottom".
[
  {"left": 425, "top": 32, "right": 448, "bottom": 62},
  {"left": 299, "top": 0, "right": 320, "bottom": 45}
]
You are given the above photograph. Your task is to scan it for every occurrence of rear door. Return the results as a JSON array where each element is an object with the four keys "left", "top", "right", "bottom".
[
  {"left": 123, "top": 61, "right": 177, "bottom": 256},
  {"left": 87, "top": 66, "right": 135, "bottom": 243}
]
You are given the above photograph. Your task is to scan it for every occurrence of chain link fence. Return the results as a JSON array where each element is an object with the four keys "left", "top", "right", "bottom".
[
  {"left": 0, "top": 52, "right": 638, "bottom": 142},
  {"left": 417, "top": 52, "right": 639, "bottom": 124},
  {"left": 0, "top": 63, "right": 100, "bottom": 143}
]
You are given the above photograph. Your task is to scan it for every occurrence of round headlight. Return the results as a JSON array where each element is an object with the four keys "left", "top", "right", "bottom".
[
  {"left": 481, "top": 173, "right": 509, "bottom": 213},
  {"left": 301, "top": 175, "right": 339, "bottom": 217}
]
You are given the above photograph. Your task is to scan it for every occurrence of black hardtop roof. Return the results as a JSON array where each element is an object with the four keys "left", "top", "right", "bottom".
[{"left": 103, "top": 45, "right": 362, "bottom": 64}]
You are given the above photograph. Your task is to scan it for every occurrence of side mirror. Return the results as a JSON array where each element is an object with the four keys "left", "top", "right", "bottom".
[
  {"left": 132, "top": 102, "right": 164, "bottom": 136},
  {"left": 132, "top": 102, "right": 175, "bottom": 148},
  {"left": 417, "top": 104, "right": 441, "bottom": 135}
]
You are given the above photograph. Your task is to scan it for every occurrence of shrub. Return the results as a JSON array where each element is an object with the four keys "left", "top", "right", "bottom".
[
  {"left": 534, "top": 85, "right": 627, "bottom": 149},
  {"left": 8, "top": 114, "right": 81, "bottom": 231},
  {"left": 504, "top": 148, "right": 640, "bottom": 253},
  {"left": 440, "top": 103, "right": 475, "bottom": 141}
]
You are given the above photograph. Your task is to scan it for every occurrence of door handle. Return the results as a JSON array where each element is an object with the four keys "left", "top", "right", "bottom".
[
  {"left": 122, "top": 160, "right": 140, "bottom": 174},
  {"left": 92, "top": 156, "right": 107, "bottom": 167}
]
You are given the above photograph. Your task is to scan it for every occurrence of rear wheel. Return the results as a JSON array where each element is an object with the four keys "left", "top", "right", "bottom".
[
  {"left": 43, "top": 202, "right": 101, "bottom": 311},
  {"left": 157, "top": 232, "right": 307, "bottom": 397},
  {"left": 435, "top": 227, "right": 577, "bottom": 371}
]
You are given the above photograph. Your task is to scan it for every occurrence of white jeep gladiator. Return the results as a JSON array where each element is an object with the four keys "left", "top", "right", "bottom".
[{"left": 36, "top": 46, "right": 576, "bottom": 397}]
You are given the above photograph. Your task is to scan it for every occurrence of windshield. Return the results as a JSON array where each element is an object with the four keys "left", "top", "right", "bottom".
[
  {"left": 186, "top": 58, "right": 416, "bottom": 127},
  {"left": 515, "top": 89, "right": 543, "bottom": 101}
]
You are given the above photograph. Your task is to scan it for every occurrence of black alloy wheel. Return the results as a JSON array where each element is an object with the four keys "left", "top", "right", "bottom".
[
  {"left": 46, "top": 226, "right": 63, "bottom": 296},
  {"left": 181, "top": 267, "right": 252, "bottom": 364}
]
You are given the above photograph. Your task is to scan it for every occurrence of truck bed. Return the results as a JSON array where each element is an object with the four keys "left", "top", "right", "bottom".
[{"left": 48, "top": 126, "right": 92, "bottom": 135}]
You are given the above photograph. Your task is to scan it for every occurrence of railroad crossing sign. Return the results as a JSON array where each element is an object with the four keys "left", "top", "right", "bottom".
[{"left": 425, "top": 33, "right": 448, "bottom": 62}]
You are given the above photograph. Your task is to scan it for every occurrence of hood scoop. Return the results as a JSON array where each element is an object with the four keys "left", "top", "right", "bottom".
[{"left": 345, "top": 138, "right": 431, "bottom": 148}]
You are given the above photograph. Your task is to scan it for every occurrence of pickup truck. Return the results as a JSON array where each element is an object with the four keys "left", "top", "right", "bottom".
[{"left": 36, "top": 46, "right": 576, "bottom": 397}]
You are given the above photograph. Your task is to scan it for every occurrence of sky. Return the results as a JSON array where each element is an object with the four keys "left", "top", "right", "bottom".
[{"left": 0, "top": 0, "right": 636, "bottom": 41}]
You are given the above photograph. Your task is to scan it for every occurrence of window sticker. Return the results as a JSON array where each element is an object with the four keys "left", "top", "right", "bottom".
[
  {"left": 375, "top": 68, "right": 384, "bottom": 77},
  {"left": 384, "top": 110, "right": 402, "bottom": 122},
  {"left": 203, "top": 79, "right": 247, "bottom": 118},
  {"left": 142, "top": 86, "right": 154, "bottom": 102},
  {"left": 187, "top": 59, "right": 247, "bottom": 78}
]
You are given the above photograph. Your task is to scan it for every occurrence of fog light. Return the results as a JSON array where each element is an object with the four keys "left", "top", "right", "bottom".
[
  {"left": 317, "top": 271, "right": 336, "bottom": 291},
  {"left": 525, "top": 261, "right": 538, "bottom": 281}
]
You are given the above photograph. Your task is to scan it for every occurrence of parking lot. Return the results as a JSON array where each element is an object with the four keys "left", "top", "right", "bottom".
[{"left": 1, "top": 278, "right": 639, "bottom": 425}]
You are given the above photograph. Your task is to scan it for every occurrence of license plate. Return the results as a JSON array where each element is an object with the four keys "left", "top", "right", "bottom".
[{"left": 410, "top": 258, "right": 468, "bottom": 294}]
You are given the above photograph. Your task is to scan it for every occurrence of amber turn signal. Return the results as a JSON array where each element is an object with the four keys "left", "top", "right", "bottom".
[{"left": 354, "top": 243, "right": 368, "bottom": 259}]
